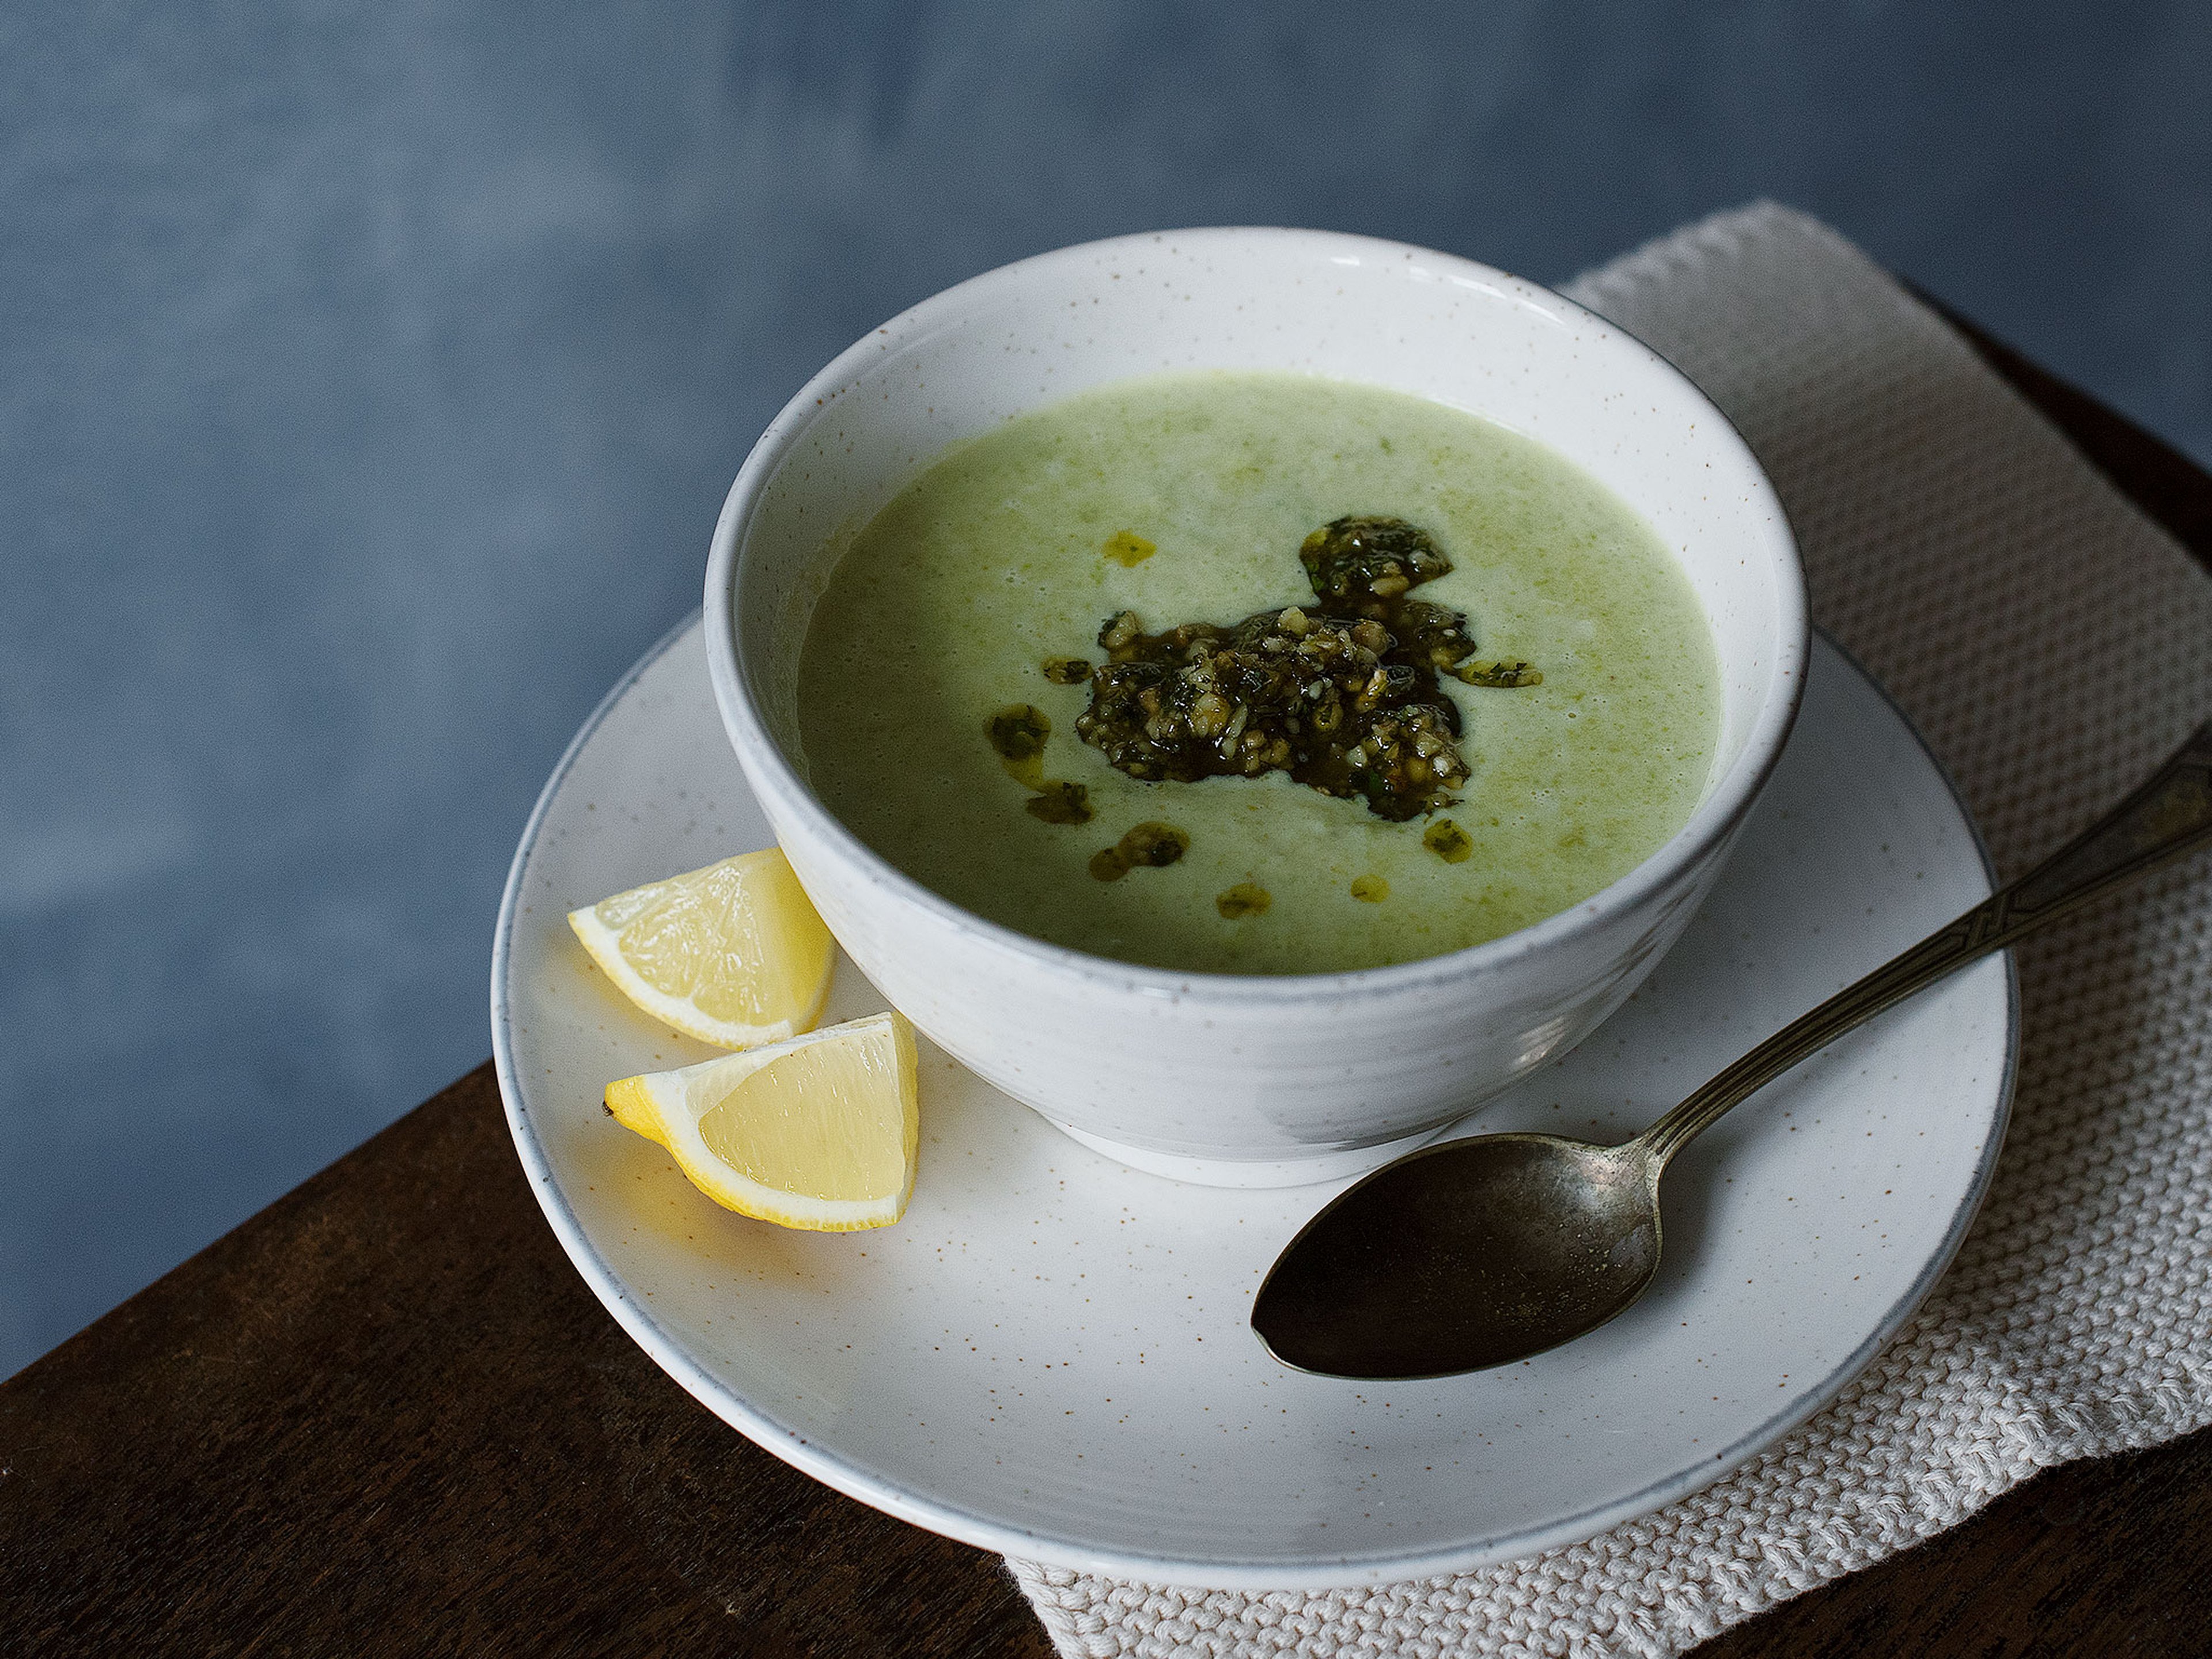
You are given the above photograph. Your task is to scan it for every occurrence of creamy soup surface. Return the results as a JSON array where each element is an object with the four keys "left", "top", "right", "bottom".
[{"left": 796, "top": 372, "right": 1719, "bottom": 975}]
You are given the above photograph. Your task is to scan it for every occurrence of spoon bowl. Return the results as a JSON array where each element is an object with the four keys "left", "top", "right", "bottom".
[{"left": 1253, "top": 1135, "right": 1661, "bottom": 1380}]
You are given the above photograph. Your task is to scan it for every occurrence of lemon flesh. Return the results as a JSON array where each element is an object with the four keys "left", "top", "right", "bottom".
[
  {"left": 604, "top": 1012, "right": 919, "bottom": 1231},
  {"left": 569, "top": 849, "right": 834, "bottom": 1048}
]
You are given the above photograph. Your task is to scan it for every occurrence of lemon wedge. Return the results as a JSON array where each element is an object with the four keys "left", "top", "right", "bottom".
[
  {"left": 604, "top": 1011, "right": 920, "bottom": 1230},
  {"left": 568, "top": 849, "right": 834, "bottom": 1048}
]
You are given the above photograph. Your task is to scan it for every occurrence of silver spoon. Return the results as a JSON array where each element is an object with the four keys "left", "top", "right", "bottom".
[{"left": 1252, "top": 721, "right": 2212, "bottom": 1381}]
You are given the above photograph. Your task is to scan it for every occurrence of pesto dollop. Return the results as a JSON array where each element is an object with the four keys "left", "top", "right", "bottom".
[{"left": 1072, "top": 517, "right": 1539, "bottom": 821}]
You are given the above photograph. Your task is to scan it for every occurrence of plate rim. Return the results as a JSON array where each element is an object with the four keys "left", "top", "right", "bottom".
[{"left": 490, "top": 617, "right": 2018, "bottom": 1588}]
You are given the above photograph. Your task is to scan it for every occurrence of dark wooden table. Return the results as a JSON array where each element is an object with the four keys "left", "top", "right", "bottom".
[{"left": 6, "top": 312, "right": 2210, "bottom": 1659}]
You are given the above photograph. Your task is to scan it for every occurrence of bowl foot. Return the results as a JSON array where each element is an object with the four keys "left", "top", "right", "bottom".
[{"left": 1037, "top": 1116, "right": 1452, "bottom": 1188}]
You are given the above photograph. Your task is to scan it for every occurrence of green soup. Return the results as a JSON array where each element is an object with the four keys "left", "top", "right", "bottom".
[{"left": 796, "top": 372, "right": 1718, "bottom": 975}]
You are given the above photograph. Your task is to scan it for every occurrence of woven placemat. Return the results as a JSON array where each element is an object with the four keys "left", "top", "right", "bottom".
[{"left": 1009, "top": 203, "right": 2212, "bottom": 1658}]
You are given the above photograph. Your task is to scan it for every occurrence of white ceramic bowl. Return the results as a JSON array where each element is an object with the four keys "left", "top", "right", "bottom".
[{"left": 704, "top": 228, "right": 1806, "bottom": 1186}]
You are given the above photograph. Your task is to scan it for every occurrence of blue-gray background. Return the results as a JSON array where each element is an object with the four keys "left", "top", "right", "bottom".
[{"left": 4, "top": 1, "right": 2207, "bottom": 1380}]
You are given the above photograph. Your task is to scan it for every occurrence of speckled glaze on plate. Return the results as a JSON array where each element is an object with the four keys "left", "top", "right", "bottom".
[{"left": 491, "top": 621, "right": 2013, "bottom": 1589}]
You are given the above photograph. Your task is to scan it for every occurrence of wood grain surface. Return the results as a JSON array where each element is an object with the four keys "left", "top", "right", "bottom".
[
  {"left": 3, "top": 310, "right": 2209, "bottom": 1658},
  {"left": 0, "top": 1067, "right": 1052, "bottom": 1658}
]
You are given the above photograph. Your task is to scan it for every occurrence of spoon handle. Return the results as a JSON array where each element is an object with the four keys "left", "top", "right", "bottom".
[{"left": 1638, "top": 720, "right": 2212, "bottom": 1168}]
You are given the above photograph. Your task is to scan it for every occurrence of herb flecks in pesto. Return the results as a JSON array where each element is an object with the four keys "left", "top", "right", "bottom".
[
  {"left": 1103, "top": 530, "right": 1157, "bottom": 567},
  {"left": 986, "top": 702, "right": 1051, "bottom": 788},
  {"left": 987, "top": 705, "right": 1096, "bottom": 823},
  {"left": 986, "top": 704, "right": 1051, "bottom": 760},
  {"left": 1216, "top": 881, "right": 1271, "bottom": 919},
  {"left": 1423, "top": 819, "right": 1474, "bottom": 863},
  {"left": 1456, "top": 660, "right": 1543, "bottom": 689},
  {"left": 1041, "top": 656, "right": 1092, "bottom": 685},
  {"left": 1300, "top": 516, "right": 1451, "bottom": 611},
  {"left": 1025, "top": 781, "right": 1094, "bottom": 824},
  {"left": 1088, "top": 821, "right": 1190, "bottom": 882},
  {"left": 1073, "top": 516, "right": 1538, "bottom": 822}
]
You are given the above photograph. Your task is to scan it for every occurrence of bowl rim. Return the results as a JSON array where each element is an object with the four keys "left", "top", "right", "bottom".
[{"left": 704, "top": 225, "right": 1808, "bottom": 1006}]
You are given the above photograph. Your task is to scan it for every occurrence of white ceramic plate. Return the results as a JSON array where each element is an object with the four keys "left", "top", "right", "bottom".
[{"left": 491, "top": 622, "right": 2013, "bottom": 1589}]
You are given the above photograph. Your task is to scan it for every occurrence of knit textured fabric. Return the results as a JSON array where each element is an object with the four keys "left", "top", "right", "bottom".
[{"left": 1009, "top": 203, "right": 2212, "bottom": 1658}]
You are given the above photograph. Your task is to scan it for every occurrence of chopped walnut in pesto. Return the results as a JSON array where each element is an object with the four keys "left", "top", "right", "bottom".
[{"left": 1071, "top": 516, "right": 1538, "bottom": 822}]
